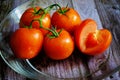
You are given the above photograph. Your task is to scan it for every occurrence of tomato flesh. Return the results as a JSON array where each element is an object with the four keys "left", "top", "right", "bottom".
[
  {"left": 85, "top": 29, "right": 112, "bottom": 54},
  {"left": 75, "top": 19, "right": 112, "bottom": 55},
  {"left": 86, "top": 31, "right": 99, "bottom": 48},
  {"left": 75, "top": 19, "right": 97, "bottom": 52}
]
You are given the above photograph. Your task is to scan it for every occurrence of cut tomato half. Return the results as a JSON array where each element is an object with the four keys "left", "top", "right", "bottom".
[{"left": 74, "top": 19, "right": 112, "bottom": 55}]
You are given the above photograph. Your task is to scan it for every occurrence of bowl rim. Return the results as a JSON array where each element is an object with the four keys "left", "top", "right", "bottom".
[{"left": 1, "top": 0, "right": 120, "bottom": 80}]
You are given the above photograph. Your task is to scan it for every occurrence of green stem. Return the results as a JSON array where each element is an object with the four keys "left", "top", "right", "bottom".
[
  {"left": 37, "top": 4, "right": 62, "bottom": 28},
  {"left": 35, "top": 8, "right": 44, "bottom": 14},
  {"left": 41, "top": 26, "right": 60, "bottom": 38},
  {"left": 29, "top": 19, "right": 39, "bottom": 28},
  {"left": 44, "top": 3, "right": 62, "bottom": 13},
  {"left": 37, "top": 3, "right": 63, "bottom": 37},
  {"left": 31, "top": 3, "right": 65, "bottom": 29},
  {"left": 29, "top": 4, "right": 64, "bottom": 38}
]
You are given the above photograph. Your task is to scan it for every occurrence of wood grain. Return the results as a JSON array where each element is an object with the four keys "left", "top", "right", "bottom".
[
  {"left": 93, "top": 0, "right": 120, "bottom": 79},
  {"left": 0, "top": 0, "right": 28, "bottom": 80},
  {"left": 0, "top": 0, "right": 120, "bottom": 80}
]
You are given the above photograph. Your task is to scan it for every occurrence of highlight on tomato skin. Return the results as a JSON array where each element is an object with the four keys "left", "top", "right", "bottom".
[
  {"left": 51, "top": 7, "right": 82, "bottom": 34},
  {"left": 74, "top": 19, "right": 112, "bottom": 55},
  {"left": 9, "top": 28, "right": 44, "bottom": 59},
  {"left": 19, "top": 7, "right": 51, "bottom": 36},
  {"left": 43, "top": 29, "right": 74, "bottom": 60}
]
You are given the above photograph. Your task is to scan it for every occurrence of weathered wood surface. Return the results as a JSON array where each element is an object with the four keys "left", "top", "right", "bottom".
[{"left": 0, "top": 0, "right": 120, "bottom": 80}]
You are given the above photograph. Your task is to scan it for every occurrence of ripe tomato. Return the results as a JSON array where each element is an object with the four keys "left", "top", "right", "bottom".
[
  {"left": 51, "top": 7, "right": 82, "bottom": 33},
  {"left": 20, "top": 7, "right": 51, "bottom": 36},
  {"left": 9, "top": 28, "right": 43, "bottom": 59},
  {"left": 74, "top": 19, "right": 112, "bottom": 55},
  {"left": 44, "top": 29, "right": 74, "bottom": 60}
]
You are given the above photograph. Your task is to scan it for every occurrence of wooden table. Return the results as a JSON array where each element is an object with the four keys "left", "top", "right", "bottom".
[{"left": 0, "top": 0, "right": 120, "bottom": 80}]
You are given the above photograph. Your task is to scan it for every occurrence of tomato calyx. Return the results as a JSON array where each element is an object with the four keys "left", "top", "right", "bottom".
[
  {"left": 34, "top": 8, "right": 44, "bottom": 15},
  {"left": 46, "top": 27, "right": 63, "bottom": 38},
  {"left": 57, "top": 7, "right": 70, "bottom": 14},
  {"left": 21, "top": 4, "right": 69, "bottom": 37},
  {"left": 23, "top": 4, "right": 65, "bottom": 37},
  {"left": 58, "top": 8, "right": 70, "bottom": 15},
  {"left": 25, "top": 4, "right": 64, "bottom": 28},
  {"left": 33, "top": 4, "right": 64, "bottom": 15},
  {"left": 55, "top": 4, "right": 70, "bottom": 14}
]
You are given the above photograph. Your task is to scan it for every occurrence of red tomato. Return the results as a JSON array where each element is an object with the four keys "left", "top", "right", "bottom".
[
  {"left": 20, "top": 7, "right": 51, "bottom": 36},
  {"left": 51, "top": 7, "right": 82, "bottom": 33},
  {"left": 9, "top": 28, "right": 43, "bottom": 59},
  {"left": 44, "top": 29, "right": 74, "bottom": 60},
  {"left": 74, "top": 19, "right": 112, "bottom": 55}
]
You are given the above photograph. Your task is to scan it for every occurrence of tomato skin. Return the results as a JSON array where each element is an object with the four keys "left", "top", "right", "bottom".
[
  {"left": 43, "top": 29, "right": 74, "bottom": 60},
  {"left": 20, "top": 7, "right": 51, "bottom": 36},
  {"left": 9, "top": 28, "right": 43, "bottom": 59},
  {"left": 74, "top": 19, "right": 97, "bottom": 52},
  {"left": 51, "top": 7, "right": 82, "bottom": 33},
  {"left": 74, "top": 19, "right": 112, "bottom": 55}
]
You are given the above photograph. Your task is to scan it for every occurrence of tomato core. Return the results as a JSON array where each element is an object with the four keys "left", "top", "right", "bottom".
[{"left": 86, "top": 31, "right": 98, "bottom": 48}]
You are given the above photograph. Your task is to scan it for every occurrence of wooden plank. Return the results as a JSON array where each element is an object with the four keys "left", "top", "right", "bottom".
[
  {"left": 0, "top": 0, "right": 28, "bottom": 22},
  {"left": 0, "top": 0, "right": 28, "bottom": 80},
  {"left": 90, "top": 0, "right": 120, "bottom": 80},
  {"left": 0, "top": 0, "right": 120, "bottom": 80},
  {"left": 72, "top": 0, "right": 102, "bottom": 29},
  {"left": 72, "top": 0, "right": 120, "bottom": 80}
]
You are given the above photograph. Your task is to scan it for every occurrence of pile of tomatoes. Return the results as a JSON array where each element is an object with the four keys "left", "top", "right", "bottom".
[{"left": 9, "top": 4, "right": 112, "bottom": 60}]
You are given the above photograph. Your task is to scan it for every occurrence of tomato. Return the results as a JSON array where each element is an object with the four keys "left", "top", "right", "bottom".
[
  {"left": 74, "top": 19, "right": 112, "bottom": 55},
  {"left": 51, "top": 7, "right": 82, "bottom": 33},
  {"left": 19, "top": 7, "right": 51, "bottom": 36},
  {"left": 43, "top": 29, "right": 74, "bottom": 60},
  {"left": 9, "top": 28, "right": 43, "bottom": 59}
]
